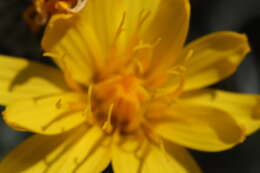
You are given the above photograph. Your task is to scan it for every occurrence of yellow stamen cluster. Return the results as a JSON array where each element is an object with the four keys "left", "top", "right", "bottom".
[{"left": 92, "top": 75, "right": 150, "bottom": 134}]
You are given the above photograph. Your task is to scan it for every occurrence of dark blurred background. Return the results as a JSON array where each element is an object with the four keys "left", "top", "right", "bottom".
[{"left": 0, "top": 0, "right": 260, "bottom": 173}]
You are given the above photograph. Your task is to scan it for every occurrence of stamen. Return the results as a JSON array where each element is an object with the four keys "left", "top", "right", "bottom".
[
  {"left": 153, "top": 49, "right": 192, "bottom": 99},
  {"left": 167, "top": 65, "right": 186, "bottom": 76},
  {"left": 160, "top": 50, "right": 193, "bottom": 97},
  {"left": 134, "top": 59, "right": 144, "bottom": 74},
  {"left": 171, "top": 74, "right": 185, "bottom": 97},
  {"left": 119, "top": 10, "right": 153, "bottom": 74},
  {"left": 102, "top": 104, "right": 114, "bottom": 134},
  {"left": 152, "top": 38, "right": 162, "bottom": 48},
  {"left": 132, "top": 38, "right": 161, "bottom": 75},
  {"left": 54, "top": 98, "right": 73, "bottom": 110},
  {"left": 82, "top": 104, "right": 93, "bottom": 123},
  {"left": 158, "top": 66, "right": 186, "bottom": 97},
  {"left": 127, "top": 38, "right": 159, "bottom": 75},
  {"left": 133, "top": 43, "right": 153, "bottom": 52},
  {"left": 159, "top": 50, "right": 194, "bottom": 98},
  {"left": 55, "top": 98, "right": 86, "bottom": 111},
  {"left": 137, "top": 10, "right": 151, "bottom": 30},
  {"left": 112, "top": 12, "right": 126, "bottom": 45},
  {"left": 125, "top": 9, "right": 151, "bottom": 55},
  {"left": 87, "top": 85, "right": 93, "bottom": 107},
  {"left": 82, "top": 105, "right": 91, "bottom": 116},
  {"left": 183, "top": 49, "right": 194, "bottom": 65},
  {"left": 101, "top": 12, "right": 126, "bottom": 77},
  {"left": 56, "top": 99, "right": 62, "bottom": 109},
  {"left": 84, "top": 85, "right": 94, "bottom": 123},
  {"left": 133, "top": 38, "right": 161, "bottom": 58}
]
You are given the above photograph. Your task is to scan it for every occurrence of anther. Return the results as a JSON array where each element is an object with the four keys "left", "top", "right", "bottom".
[
  {"left": 137, "top": 10, "right": 151, "bottom": 29},
  {"left": 167, "top": 65, "right": 187, "bottom": 75},
  {"left": 82, "top": 104, "right": 94, "bottom": 123},
  {"left": 134, "top": 59, "right": 144, "bottom": 74},
  {"left": 186, "top": 49, "right": 194, "bottom": 61},
  {"left": 153, "top": 38, "right": 162, "bottom": 47},
  {"left": 102, "top": 104, "right": 114, "bottom": 134},
  {"left": 55, "top": 98, "right": 71, "bottom": 110},
  {"left": 133, "top": 43, "right": 153, "bottom": 52},
  {"left": 56, "top": 99, "right": 62, "bottom": 109},
  {"left": 182, "top": 49, "right": 194, "bottom": 65}
]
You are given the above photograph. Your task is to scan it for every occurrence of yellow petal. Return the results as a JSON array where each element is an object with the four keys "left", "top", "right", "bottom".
[
  {"left": 181, "top": 31, "right": 250, "bottom": 91},
  {"left": 155, "top": 103, "right": 245, "bottom": 152},
  {"left": 0, "top": 55, "right": 67, "bottom": 105},
  {"left": 180, "top": 89, "right": 260, "bottom": 135},
  {"left": 144, "top": 0, "right": 190, "bottom": 73},
  {"left": 3, "top": 93, "right": 86, "bottom": 135},
  {"left": 42, "top": 0, "right": 190, "bottom": 83},
  {"left": 0, "top": 125, "right": 111, "bottom": 173},
  {"left": 112, "top": 135, "right": 141, "bottom": 173},
  {"left": 141, "top": 143, "right": 201, "bottom": 173},
  {"left": 112, "top": 136, "right": 201, "bottom": 173},
  {"left": 163, "top": 141, "right": 202, "bottom": 173}
]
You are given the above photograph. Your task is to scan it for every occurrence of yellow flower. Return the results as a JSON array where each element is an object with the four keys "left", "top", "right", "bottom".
[
  {"left": 24, "top": 0, "right": 88, "bottom": 30},
  {"left": 1, "top": 0, "right": 260, "bottom": 172}
]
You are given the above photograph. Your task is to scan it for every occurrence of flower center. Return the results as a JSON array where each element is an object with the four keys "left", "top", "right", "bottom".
[{"left": 92, "top": 75, "right": 150, "bottom": 134}]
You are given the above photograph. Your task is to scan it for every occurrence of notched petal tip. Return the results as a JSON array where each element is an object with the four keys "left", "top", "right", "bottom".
[
  {"left": 238, "top": 124, "right": 247, "bottom": 143},
  {"left": 251, "top": 97, "right": 260, "bottom": 123},
  {"left": 225, "top": 32, "right": 251, "bottom": 56},
  {"left": 252, "top": 105, "right": 260, "bottom": 120},
  {"left": 210, "top": 31, "right": 251, "bottom": 55},
  {"left": 238, "top": 33, "right": 251, "bottom": 54},
  {"left": 182, "top": 31, "right": 252, "bottom": 91}
]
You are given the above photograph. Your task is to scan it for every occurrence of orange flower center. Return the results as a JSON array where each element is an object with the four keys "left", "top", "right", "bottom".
[{"left": 91, "top": 75, "right": 150, "bottom": 134}]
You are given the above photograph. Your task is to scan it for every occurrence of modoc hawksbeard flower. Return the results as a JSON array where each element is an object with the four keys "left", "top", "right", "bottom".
[
  {"left": 1, "top": 0, "right": 260, "bottom": 172},
  {"left": 24, "top": 0, "right": 88, "bottom": 30}
]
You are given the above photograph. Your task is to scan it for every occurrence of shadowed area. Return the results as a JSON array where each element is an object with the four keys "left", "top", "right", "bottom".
[{"left": 8, "top": 59, "right": 66, "bottom": 92}]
